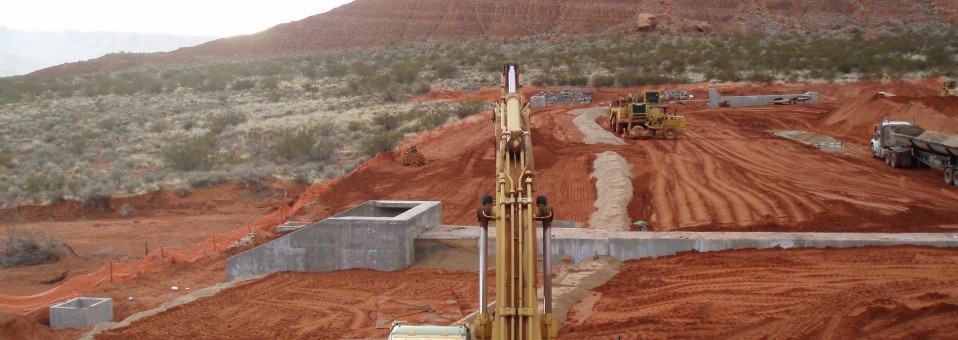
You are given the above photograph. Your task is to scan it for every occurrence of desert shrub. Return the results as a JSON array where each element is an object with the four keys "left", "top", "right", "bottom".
[
  {"left": 65, "top": 134, "right": 88, "bottom": 153},
  {"left": 590, "top": 74, "right": 616, "bottom": 88},
  {"left": 415, "top": 110, "right": 451, "bottom": 130},
  {"left": 360, "top": 131, "right": 403, "bottom": 157},
  {"left": 1, "top": 228, "right": 61, "bottom": 269},
  {"left": 161, "top": 134, "right": 217, "bottom": 171},
  {"left": 373, "top": 113, "right": 404, "bottom": 131},
  {"left": 120, "top": 203, "right": 135, "bottom": 218},
  {"left": 392, "top": 62, "right": 421, "bottom": 84},
  {"left": 302, "top": 83, "right": 319, "bottom": 93},
  {"left": 0, "top": 148, "right": 12, "bottom": 168},
  {"left": 79, "top": 180, "right": 116, "bottom": 211},
  {"left": 231, "top": 79, "right": 256, "bottom": 91},
  {"left": 435, "top": 63, "right": 458, "bottom": 79},
  {"left": 271, "top": 125, "right": 339, "bottom": 163},
  {"left": 207, "top": 110, "right": 247, "bottom": 135},
  {"left": 453, "top": 100, "right": 486, "bottom": 119}
]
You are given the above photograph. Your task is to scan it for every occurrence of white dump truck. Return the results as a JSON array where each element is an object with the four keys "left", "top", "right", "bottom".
[{"left": 871, "top": 120, "right": 958, "bottom": 187}]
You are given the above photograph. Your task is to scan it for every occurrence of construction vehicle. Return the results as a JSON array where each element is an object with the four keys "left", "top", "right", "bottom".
[
  {"left": 871, "top": 120, "right": 958, "bottom": 187},
  {"left": 474, "top": 63, "right": 557, "bottom": 340},
  {"left": 944, "top": 78, "right": 957, "bottom": 97},
  {"left": 387, "top": 322, "right": 470, "bottom": 340},
  {"left": 608, "top": 90, "right": 686, "bottom": 139}
]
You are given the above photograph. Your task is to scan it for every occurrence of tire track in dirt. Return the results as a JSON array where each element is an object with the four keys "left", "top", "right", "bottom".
[{"left": 561, "top": 246, "right": 958, "bottom": 339}]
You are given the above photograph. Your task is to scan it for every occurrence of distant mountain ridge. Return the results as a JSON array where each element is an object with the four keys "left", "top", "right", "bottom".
[
  {"left": 22, "top": 0, "right": 958, "bottom": 77},
  {"left": 0, "top": 27, "right": 213, "bottom": 76}
]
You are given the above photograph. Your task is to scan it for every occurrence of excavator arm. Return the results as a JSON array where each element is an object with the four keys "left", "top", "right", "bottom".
[{"left": 474, "top": 63, "right": 557, "bottom": 340}]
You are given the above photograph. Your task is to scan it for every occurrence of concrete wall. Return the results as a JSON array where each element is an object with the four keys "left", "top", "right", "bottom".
[
  {"left": 49, "top": 297, "right": 113, "bottom": 330},
  {"left": 227, "top": 201, "right": 441, "bottom": 281},
  {"left": 709, "top": 88, "right": 820, "bottom": 108},
  {"left": 416, "top": 226, "right": 958, "bottom": 265}
]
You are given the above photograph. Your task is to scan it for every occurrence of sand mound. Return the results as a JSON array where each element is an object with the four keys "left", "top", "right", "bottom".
[
  {"left": 588, "top": 152, "right": 633, "bottom": 230},
  {"left": 822, "top": 94, "right": 958, "bottom": 143}
]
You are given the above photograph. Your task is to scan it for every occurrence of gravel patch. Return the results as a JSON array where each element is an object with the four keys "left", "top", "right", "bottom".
[
  {"left": 589, "top": 151, "right": 633, "bottom": 231},
  {"left": 569, "top": 107, "right": 625, "bottom": 145},
  {"left": 539, "top": 90, "right": 593, "bottom": 104}
]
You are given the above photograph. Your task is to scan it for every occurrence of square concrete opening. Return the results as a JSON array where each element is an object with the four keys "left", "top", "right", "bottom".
[
  {"left": 334, "top": 202, "right": 413, "bottom": 218},
  {"left": 49, "top": 297, "right": 113, "bottom": 330}
]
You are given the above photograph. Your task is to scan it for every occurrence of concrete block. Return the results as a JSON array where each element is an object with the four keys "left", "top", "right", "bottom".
[
  {"left": 531, "top": 96, "right": 546, "bottom": 108},
  {"left": 227, "top": 200, "right": 441, "bottom": 281},
  {"left": 49, "top": 297, "right": 113, "bottom": 330}
]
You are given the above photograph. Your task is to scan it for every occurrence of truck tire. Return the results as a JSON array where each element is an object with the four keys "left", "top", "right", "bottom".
[
  {"left": 884, "top": 154, "right": 892, "bottom": 167},
  {"left": 945, "top": 167, "right": 954, "bottom": 186},
  {"left": 890, "top": 153, "right": 900, "bottom": 168},
  {"left": 664, "top": 127, "right": 678, "bottom": 140}
]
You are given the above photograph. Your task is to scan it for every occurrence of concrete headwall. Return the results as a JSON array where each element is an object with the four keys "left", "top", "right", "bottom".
[
  {"left": 226, "top": 201, "right": 441, "bottom": 281},
  {"left": 709, "top": 88, "right": 820, "bottom": 108}
]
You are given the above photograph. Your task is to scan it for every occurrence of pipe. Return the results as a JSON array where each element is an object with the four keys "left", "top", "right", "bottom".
[
  {"left": 543, "top": 221, "right": 552, "bottom": 313},
  {"left": 479, "top": 225, "right": 488, "bottom": 314},
  {"left": 508, "top": 64, "right": 517, "bottom": 94}
]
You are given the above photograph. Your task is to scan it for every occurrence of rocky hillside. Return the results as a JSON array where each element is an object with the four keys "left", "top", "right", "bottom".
[
  {"left": 25, "top": 0, "right": 958, "bottom": 77},
  {"left": 183, "top": 0, "right": 958, "bottom": 55}
]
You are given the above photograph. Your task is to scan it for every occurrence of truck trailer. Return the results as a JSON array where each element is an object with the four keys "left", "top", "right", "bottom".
[{"left": 871, "top": 120, "right": 958, "bottom": 187}]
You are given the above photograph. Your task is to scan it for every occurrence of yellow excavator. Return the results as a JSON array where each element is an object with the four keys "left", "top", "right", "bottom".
[
  {"left": 388, "top": 63, "right": 556, "bottom": 340},
  {"left": 473, "top": 63, "right": 557, "bottom": 340}
]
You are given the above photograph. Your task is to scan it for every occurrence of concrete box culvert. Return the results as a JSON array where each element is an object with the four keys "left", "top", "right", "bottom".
[{"left": 49, "top": 297, "right": 114, "bottom": 330}]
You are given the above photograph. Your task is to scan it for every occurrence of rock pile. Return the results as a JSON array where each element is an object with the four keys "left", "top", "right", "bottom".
[
  {"left": 539, "top": 90, "right": 593, "bottom": 104},
  {"left": 661, "top": 89, "right": 693, "bottom": 100}
]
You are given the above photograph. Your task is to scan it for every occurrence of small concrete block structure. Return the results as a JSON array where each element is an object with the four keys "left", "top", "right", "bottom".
[
  {"left": 530, "top": 95, "right": 546, "bottom": 108},
  {"left": 227, "top": 200, "right": 441, "bottom": 281},
  {"left": 49, "top": 297, "right": 113, "bottom": 330}
]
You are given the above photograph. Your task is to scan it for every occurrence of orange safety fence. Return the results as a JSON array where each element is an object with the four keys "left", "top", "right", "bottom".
[
  {"left": 0, "top": 113, "right": 494, "bottom": 316},
  {"left": 0, "top": 152, "right": 400, "bottom": 316}
]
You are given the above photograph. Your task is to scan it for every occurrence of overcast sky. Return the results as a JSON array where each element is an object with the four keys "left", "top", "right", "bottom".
[{"left": 0, "top": 0, "right": 354, "bottom": 37}]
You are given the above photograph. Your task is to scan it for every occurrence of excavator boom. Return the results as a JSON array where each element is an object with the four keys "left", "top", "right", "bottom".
[{"left": 474, "top": 63, "right": 556, "bottom": 340}]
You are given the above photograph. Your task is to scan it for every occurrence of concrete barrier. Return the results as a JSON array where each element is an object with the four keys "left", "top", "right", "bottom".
[
  {"left": 709, "top": 88, "right": 820, "bottom": 108},
  {"left": 226, "top": 201, "right": 441, "bottom": 281}
]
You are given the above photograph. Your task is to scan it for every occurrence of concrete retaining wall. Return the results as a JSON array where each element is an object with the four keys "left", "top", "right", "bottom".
[
  {"left": 417, "top": 226, "right": 958, "bottom": 264},
  {"left": 226, "top": 201, "right": 441, "bottom": 281},
  {"left": 50, "top": 297, "right": 113, "bottom": 330},
  {"left": 709, "top": 88, "right": 820, "bottom": 108}
]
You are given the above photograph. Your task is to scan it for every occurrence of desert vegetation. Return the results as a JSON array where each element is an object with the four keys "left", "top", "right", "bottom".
[{"left": 0, "top": 26, "right": 955, "bottom": 207}]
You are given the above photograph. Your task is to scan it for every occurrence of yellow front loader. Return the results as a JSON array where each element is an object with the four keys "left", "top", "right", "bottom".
[{"left": 609, "top": 90, "right": 686, "bottom": 139}]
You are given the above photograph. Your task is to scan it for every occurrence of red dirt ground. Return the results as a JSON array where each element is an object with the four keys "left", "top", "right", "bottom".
[
  {"left": 560, "top": 246, "right": 958, "bottom": 339},
  {"left": 3, "top": 80, "right": 958, "bottom": 338},
  {"left": 96, "top": 269, "right": 484, "bottom": 339}
]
